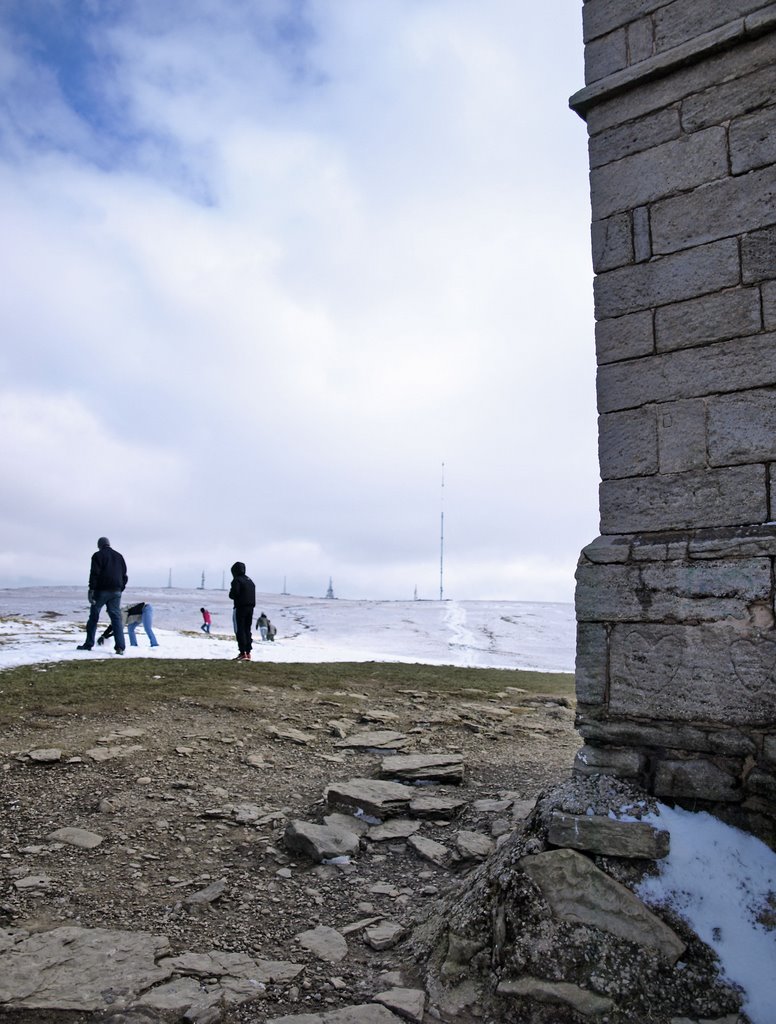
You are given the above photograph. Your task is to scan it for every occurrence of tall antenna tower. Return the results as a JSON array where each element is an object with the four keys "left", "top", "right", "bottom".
[
  {"left": 199, "top": 571, "right": 205, "bottom": 590},
  {"left": 439, "top": 461, "right": 445, "bottom": 601},
  {"left": 167, "top": 568, "right": 172, "bottom": 589}
]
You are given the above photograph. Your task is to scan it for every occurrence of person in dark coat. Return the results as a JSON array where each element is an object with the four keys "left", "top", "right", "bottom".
[
  {"left": 229, "top": 561, "right": 255, "bottom": 661},
  {"left": 77, "top": 537, "right": 128, "bottom": 653}
]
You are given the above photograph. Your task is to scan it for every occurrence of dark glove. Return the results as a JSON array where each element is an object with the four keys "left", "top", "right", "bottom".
[
  {"left": 97, "top": 637, "right": 104, "bottom": 646},
  {"left": 88, "top": 590, "right": 95, "bottom": 604}
]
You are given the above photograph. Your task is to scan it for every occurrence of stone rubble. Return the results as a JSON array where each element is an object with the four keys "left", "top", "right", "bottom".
[{"left": 0, "top": 682, "right": 748, "bottom": 1023}]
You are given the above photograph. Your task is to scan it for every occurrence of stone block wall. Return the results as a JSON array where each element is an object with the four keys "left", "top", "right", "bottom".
[{"left": 570, "top": 0, "right": 776, "bottom": 846}]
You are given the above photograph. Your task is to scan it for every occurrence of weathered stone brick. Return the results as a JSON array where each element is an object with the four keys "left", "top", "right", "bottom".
[
  {"left": 585, "top": 33, "right": 776, "bottom": 135},
  {"left": 595, "top": 311, "right": 654, "bottom": 364},
  {"left": 598, "top": 406, "right": 658, "bottom": 479},
  {"left": 576, "top": 622, "right": 609, "bottom": 706},
  {"left": 627, "top": 16, "right": 655, "bottom": 64},
  {"left": 650, "top": 164, "right": 776, "bottom": 256},
  {"left": 599, "top": 464, "right": 766, "bottom": 533},
  {"left": 573, "top": 744, "right": 644, "bottom": 778},
  {"left": 681, "top": 61, "right": 776, "bottom": 133},
  {"left": 630, "top": 532, "right": 689, "bottom": 561},
  {"left": 742, "top": 225, "right": 776, "bottom": 284},
  {"left": 654, "top": 287, "right": 763, "bottom": 352},
  {"left": 576, "top": 557, "right": 770, "bottom": 623},
  {"left": 588, "top": 106, "right": 680, "bottom": 170},
  {"left": 608, "top": 623, "right": 776, "bottom": 727},
  {"left": 747, "top": 770, "right": 776, "bottom": 800},
  {"left": 578, "top": 718, "right": 757, "bottom": 758},
  {"left": 654, "top": 0, "right": 765, "bottom": 54},
  {"left": 708, "top": 388, "right": 776, "bottom": 466},
  {"left": 592, "top": 213, "right": 633, "bottom": 272},
  {"left": 580, "top": 535, "right": 632, "bottom": 564},
  {"left": 597, "top": 333, "right": 776, "bottom": 413},
  {"left": 657, "top": 399, "right": 706, "bottom": 474},
  {"left": 764, "top": 281, "right": 776, "bottom": 330},
  {"left": 593, "top": 239, "right": 739, "bottom": 320},
  {"left": 730, "top": 106, "right": 776, "bottom": 174},
  {"left": 582, "top": 0, "right": 666, "bottom": 44},
  {"left": 632, "top": 206, "right": 651, "bottom": 262},
  {"left": 654, "top": 758, "right": 741, "bottom": 803},
  {"left": 585, "top": 28, "right": 628, "bottom": 85},
  {"left": 590, "top": 127, "right": 727, "bottom": 220},
  {"left": 687, "top": 524, "right": 776, "bottom": 561}
]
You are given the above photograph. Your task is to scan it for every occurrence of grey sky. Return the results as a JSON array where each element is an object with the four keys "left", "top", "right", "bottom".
[{"left": 0, "top": 0, "right": 598, "bottom": 601}]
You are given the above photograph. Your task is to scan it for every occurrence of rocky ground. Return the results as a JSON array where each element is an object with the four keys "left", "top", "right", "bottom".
[{"left": 0, "top": 671, "right": 580, "bottom": 1023}]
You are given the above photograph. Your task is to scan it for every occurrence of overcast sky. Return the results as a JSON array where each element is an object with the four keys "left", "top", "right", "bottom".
[{"left": 0, "top": 0, "right": 598, "bottom": 602}]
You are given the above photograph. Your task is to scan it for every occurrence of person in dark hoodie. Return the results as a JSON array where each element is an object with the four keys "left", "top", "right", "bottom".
[
  {"left": 77, "top": 537, "right": 128, "bottom": 653},
  {"left": 228, "top": 561, "right": 255, "bottom": 661}
]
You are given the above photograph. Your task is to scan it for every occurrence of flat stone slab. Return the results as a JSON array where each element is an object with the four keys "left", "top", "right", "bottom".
[
  {"left": 520, "top": 849, "right": 686, "bottom": 963},
  {"left": 295, "top": 925, "right": 348, "bottom": 963},
  {"left": 408, "top": 794, "right": 466, "bottom": 819},
  {"left": 367, "top": 818, "right": 421, "bottom": 842},
  {"left": 407, "top": 834, "right": 450, "bottom": 867},
  {"left": 47, "top": 827, "right": 104, "bottom": 850},
  {"left": 497, "top": 976, "right": 613, "bottom": 1016},
  {"left": 28, "top": 748, "right": 62, "bottom": 763},
  {"left": 326, "top": 778, "right": 414, "bottom": 819},
  {"left": 380, "top": 753, "right": 464, "bottom": 784},
  {"left": 335, "top": 730, "right": 408, "bottom": 751},
  {"left": 270, "top": 1005, "right": 403, "bottom": 1023},
  {"left": 473, "top": 797, "right": 513, "bottom": 813},
  {"left": 364, "top": 921, "right": 406, "bottom": 950},
  {"left": 85, "top": 745, "right": 144, "bottom": 761},
  {"left": 161, "top": 950, "right": 304, "bottom": 984},
  {"left": 454, "top": 830, "right": 494, "bottom": 861},
  {"left": 548, "top": 812, "right": 670, "bottom": 860},
  {"left": 267, "top": 725, "right": 316, "bottom": 745},
  {"left": 324, "top": 812, "right": 370, "bottom": 836},
  {"left": 285, "top": 820, "right": 361, "bottom": 862},
  {"left": 181, "top": 878, "right": 227, "bottom": 906},
  {"left": 372, "top": 987, "right": 426, "bottom": 1023},
  {"left": 0, "top": 926, "right": 171, "bottom": 1011}
]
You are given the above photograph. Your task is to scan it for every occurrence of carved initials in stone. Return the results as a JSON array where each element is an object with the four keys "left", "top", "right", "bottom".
[
  {"left": 622, "top": 631, "right": 683, "bottom": 689},
  {"left": 730, "top": 639, "right": 776, "bottom": 694}
]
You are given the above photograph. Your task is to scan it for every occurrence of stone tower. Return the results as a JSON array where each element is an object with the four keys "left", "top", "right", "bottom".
[{"left": 570, "top": 1, "right": 776, "bottom": 846}]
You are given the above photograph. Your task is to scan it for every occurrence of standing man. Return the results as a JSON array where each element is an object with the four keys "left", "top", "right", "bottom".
[
  {"left": 229, "top": 561, "right": 255, "bottom": 661},
  {"left": 77, "top": 537, "right": 128, "bottom": 654}
]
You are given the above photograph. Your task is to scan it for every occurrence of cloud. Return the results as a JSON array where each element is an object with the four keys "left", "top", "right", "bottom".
[{"left": 0, "top": 0, "right": 599, "bottom": 600}]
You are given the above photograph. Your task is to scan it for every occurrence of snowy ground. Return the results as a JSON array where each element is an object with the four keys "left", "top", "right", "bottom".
[{"left": 0, "top": 587, "right": 575, "bottom": 672}]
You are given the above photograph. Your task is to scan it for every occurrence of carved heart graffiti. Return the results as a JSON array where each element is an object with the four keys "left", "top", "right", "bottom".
[
  {"left": 622, "top": 631, "right": 683, "bottom": 690},
  {"left": 730, "top": 639, "right": 776, "bottom": 695}
]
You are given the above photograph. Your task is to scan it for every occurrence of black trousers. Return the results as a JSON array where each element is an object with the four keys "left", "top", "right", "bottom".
[{"left": 234, "top": 605, "right": 254, "bottom": 654}]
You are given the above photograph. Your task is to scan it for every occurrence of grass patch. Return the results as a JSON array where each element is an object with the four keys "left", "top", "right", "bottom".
[{"left": 0, "top": 659, "right": 574, "bottom": 721}]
